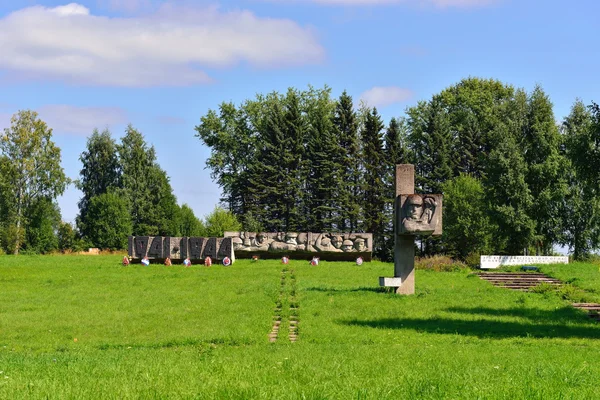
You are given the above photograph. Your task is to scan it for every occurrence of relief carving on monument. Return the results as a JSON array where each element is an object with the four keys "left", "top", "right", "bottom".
[
  {"left": 224, "top": 231, "right": 373, "bottom": 261},
  {"left": 128, "top": 236, "right": 234, "bottom": 264},
  {"left": 397, "top": 194, "right": 443, "bottom": 236}
]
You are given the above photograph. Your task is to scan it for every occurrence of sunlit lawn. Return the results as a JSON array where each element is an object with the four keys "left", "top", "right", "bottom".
[{"left": 1, "top": 255, "right": 599, "bottom": 399}]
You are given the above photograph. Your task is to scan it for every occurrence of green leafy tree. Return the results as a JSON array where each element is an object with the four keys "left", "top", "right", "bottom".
[
  {"left": 0, "top": 110, "right": 68, "bottom": 254},
  {"left": 57, "top": 222, "right": 78, "bottom": 252},
  {"left": 442, "top": 175, "right": 495, "bottom": 259},
  {"left": 561, "top": 100, "right": 600, "bottom": 259},
  {"left": 76, "top": 129, "right": 121, "bottom": 240},
  {"left": 195, "top": 101, "right": 258, "bottom": 218},
  {"left": 23, "top": 197, "right": 61, "bottom": 254},
  {"left": 203, "top": 206, "right": 242, "bottom": 237},
  {"left": 179, "top": 204, "right": 205, "bottom": 237},
  {"left": 86, "top": 192, "right": 132, "bottom": 250}
]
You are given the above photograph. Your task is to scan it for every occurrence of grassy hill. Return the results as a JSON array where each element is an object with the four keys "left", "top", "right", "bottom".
[{"left": 1, "top": 255, "right": 599, "bottom": 399}]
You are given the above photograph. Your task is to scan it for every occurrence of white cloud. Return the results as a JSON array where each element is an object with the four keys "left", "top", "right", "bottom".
[
  {"left": 0, "top": 3, "right": 324, "bottom": 87},
  {"left": 37, "top": 105, "right": 128, "bottom": 136},
  {"left": 105, "top": 0, "right": 153, "bottom": 13},
  {"left": 360, "top": 86, "right": 413, "bottom": 108},
  {"left": 275, "top": 0, "right": 496, "bottom": 7}
]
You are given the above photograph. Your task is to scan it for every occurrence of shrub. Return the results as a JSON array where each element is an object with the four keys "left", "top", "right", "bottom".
[{"left": 415, "top": 255, "right": 468, "bottom": 272}]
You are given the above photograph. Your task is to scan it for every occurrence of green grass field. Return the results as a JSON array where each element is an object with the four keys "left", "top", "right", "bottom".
[{"left": 1, "top": 255, "right": 599, "bottom": 399}]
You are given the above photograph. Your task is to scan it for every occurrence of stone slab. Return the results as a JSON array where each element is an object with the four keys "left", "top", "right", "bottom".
[
  {"left": 223, "top": 232, "right": 373, "bottom": 261},
  {"left": 480, "top": 255, "right": 568, "bottom": 269},
  {"left": 379, "top": 277, "right": 403, "bottom": 287},
  {"left": 128, "top": 236, "right": 234, "bottom": 264}
]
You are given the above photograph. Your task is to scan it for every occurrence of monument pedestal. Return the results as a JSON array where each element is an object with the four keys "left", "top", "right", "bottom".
[{"left": 380, "top": 164, "right": 442, "bottom": 295}]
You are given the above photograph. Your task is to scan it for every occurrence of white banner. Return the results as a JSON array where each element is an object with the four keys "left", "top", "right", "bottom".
[{"left": 480, "top": 255, "right": 569, "bottom": 269}]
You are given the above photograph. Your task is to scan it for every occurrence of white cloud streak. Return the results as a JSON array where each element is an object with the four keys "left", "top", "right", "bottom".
[
  {"left": 274, "top": 0, "right": 496, "bottom": 7},
  {"left": 0, "top": 3, "right": 324, "bottom": 87},
  {"left": 37, "top": 105, "right": 128, "bottom": 136},
  {"left": 360, "top": 86, "right": 413, "bottom": 108}
]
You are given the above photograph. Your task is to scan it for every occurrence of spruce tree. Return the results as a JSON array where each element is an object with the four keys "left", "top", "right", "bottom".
[
  {"left": 304, "top": 87, "right": 338, "bottom": 232},
  {"left": 360, "top": 107, "right": 386, "bottom": 257},
  {"left": 523, "top": 86, "right": 568, "bottom": 254},
  {"left": 118, "top": 125, "right": 179, "bottom": 236},
  {"left": 333, "top": 91, "right": 360, "bottom": 231},
  {"left": 381, "top": 117, "right": 410, "bottom": 260},
  {"left": 76, "top": 129, "right": 121, "bottom": 241}
]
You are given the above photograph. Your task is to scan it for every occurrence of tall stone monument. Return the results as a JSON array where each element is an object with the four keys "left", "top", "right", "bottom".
[{"left": 379, "top": 164, "right": 443, "bottom": 294}]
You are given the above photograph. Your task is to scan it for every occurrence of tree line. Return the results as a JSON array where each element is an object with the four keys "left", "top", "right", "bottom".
[
  {"left": 196, "top": 78, "right": 600, "bottom": 261},
  {"left": 0, "top": 114, "right": 240, "bottom": 255},
  {"left": 1, "top": 77, "right": 598, "bottom": 259}
]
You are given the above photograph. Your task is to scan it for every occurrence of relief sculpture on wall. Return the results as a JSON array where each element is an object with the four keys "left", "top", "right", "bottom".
[{"left": 224, "top": 232, "right": 373, "bottom": 261}]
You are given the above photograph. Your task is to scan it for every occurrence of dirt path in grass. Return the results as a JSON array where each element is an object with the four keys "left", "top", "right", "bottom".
[{"left": 269, "top": 268, "right": 299, "bottom": 343}]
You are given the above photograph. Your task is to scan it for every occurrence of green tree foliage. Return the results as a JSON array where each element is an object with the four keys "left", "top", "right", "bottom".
[
  {"left": 76, "top": 129, "right": 121, "bottom": 240},
  {"left": 85, "top": 192, "right": 132, "bottom": 250},
  {"left": 179, "top": 204, "right": 205, "bottom": 237},
  {"left": 360, "top": 107, "right": 387, "bottom": 258},
  {"left": 57, "top": 222, "right": 78, "bottom": 252},
  {"left": 117, "top": 125, "right": 179, "bottom": 236},
  {"left": 522, "top": 86, "right": 568, "bottom": 254},
  {"left": 203, "top": 206, "right": 242, "bottom": 238},
  {"left": 442, "top": 175, "right": 495, "bottom": 259},
  {"left": 304, "top": 87, "right": 339, "bottom": 232},
  {"left": 196, "top": 81, "right": 596, "bottom": 258},
  {"left": 0, "top": 110, "right": 68, "bottom": 254},
  {"left": 247, "top": 92, "right": 293, "bottom": 231},
  {"left": 561, "top": 101, "right": 600, "bottom": 259},
  {"left": 23, "top": 197, "right": 61, "bottom": 254},
  {"left": 195, "top": 101, "right": 258, "bottom": 219},
  {"left": 484, "top": 131, "right": 536, "bottom": 254},
  {"left": 381, "top": 117, "right": 410, "bottom": 260},
  {"left": 334, "top": 91, "right": 360, "bottom": 231}
]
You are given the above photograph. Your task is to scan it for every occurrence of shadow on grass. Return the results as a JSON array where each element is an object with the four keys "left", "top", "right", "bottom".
[
  {"left": 342, "top": 306, "right": 600, "bottom": 339},
  {"left": 444, "top": 306, "right": 588, "bottom": 323},
  {"left": 305, "top": 286, "right": 388, "bottom": 293}
]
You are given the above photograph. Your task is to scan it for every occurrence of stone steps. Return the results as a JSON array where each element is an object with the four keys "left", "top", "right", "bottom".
[
  {"left": 572, "top": 303, "right": 600, "bottom": 321},
  {"left": 478, "top": 272, "right": 562, "bottom": 290}
]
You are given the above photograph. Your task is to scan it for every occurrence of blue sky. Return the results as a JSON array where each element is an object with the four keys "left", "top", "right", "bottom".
[{"left": 0, "top": 0, "right": 598, "bottom": 225}]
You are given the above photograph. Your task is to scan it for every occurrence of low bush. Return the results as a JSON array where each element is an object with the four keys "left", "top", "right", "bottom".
[{"left": 415, "top": 255, "right": 468, "bottom": 272}]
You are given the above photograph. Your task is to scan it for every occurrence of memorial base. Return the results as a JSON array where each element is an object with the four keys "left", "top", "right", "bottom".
[{"left": 379, "top": 277, "right": 403, "bottom": 287}]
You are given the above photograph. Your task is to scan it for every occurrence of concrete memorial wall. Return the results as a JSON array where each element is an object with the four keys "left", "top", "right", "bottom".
[
  {"left": 223, "top": 232, "right": 373, "bottom": 261},
  {"left": 480, "top": 255, "right": 569, "bottom": 269},
  {"left": 128, "top": 236, "right": 234, "bottom": 263}
]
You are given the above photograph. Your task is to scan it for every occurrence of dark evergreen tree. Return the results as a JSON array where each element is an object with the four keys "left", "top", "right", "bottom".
[
  {"left": 380, "top": 117, "right": 410, "bottom": 261},
  {"left": 76, "top": 129, "right": 121, "bottom": 240},
  {"left": 118, "top": 125, "right": 179, "bottom": 236},
  {"left": 304, "top": 87, "right": 338, "bottom": 232},
  {"left": 178, "top": 204, "right": 205, "bottom": 237},
  {"left": 360, "top": 107, "right": 386, "bottom": 258},
  {"left": 86, "top": 192, "right": 132, "bottom": 250},
  {"left": 523, "top": 86, "right": 568, "bottom": 254},
  {"left": 247, "top": 93, "right": 288, "bottom": 231},
  {"left": 484, "top": 129, "right": 536, "bottom": 254},
  {"left": 333, "top": 90, "right": 360, "bottom": 231}
]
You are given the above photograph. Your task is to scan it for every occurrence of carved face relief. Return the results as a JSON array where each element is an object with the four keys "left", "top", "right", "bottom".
[
  {"left": 354, "top": 239, "right": 366, "bottom": 252},
  {"left": 398, "top": 194, "right": 443, "bottom": 236},
  {"left": 332, "top": 235, "right": 343, "bottom": 249}
]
